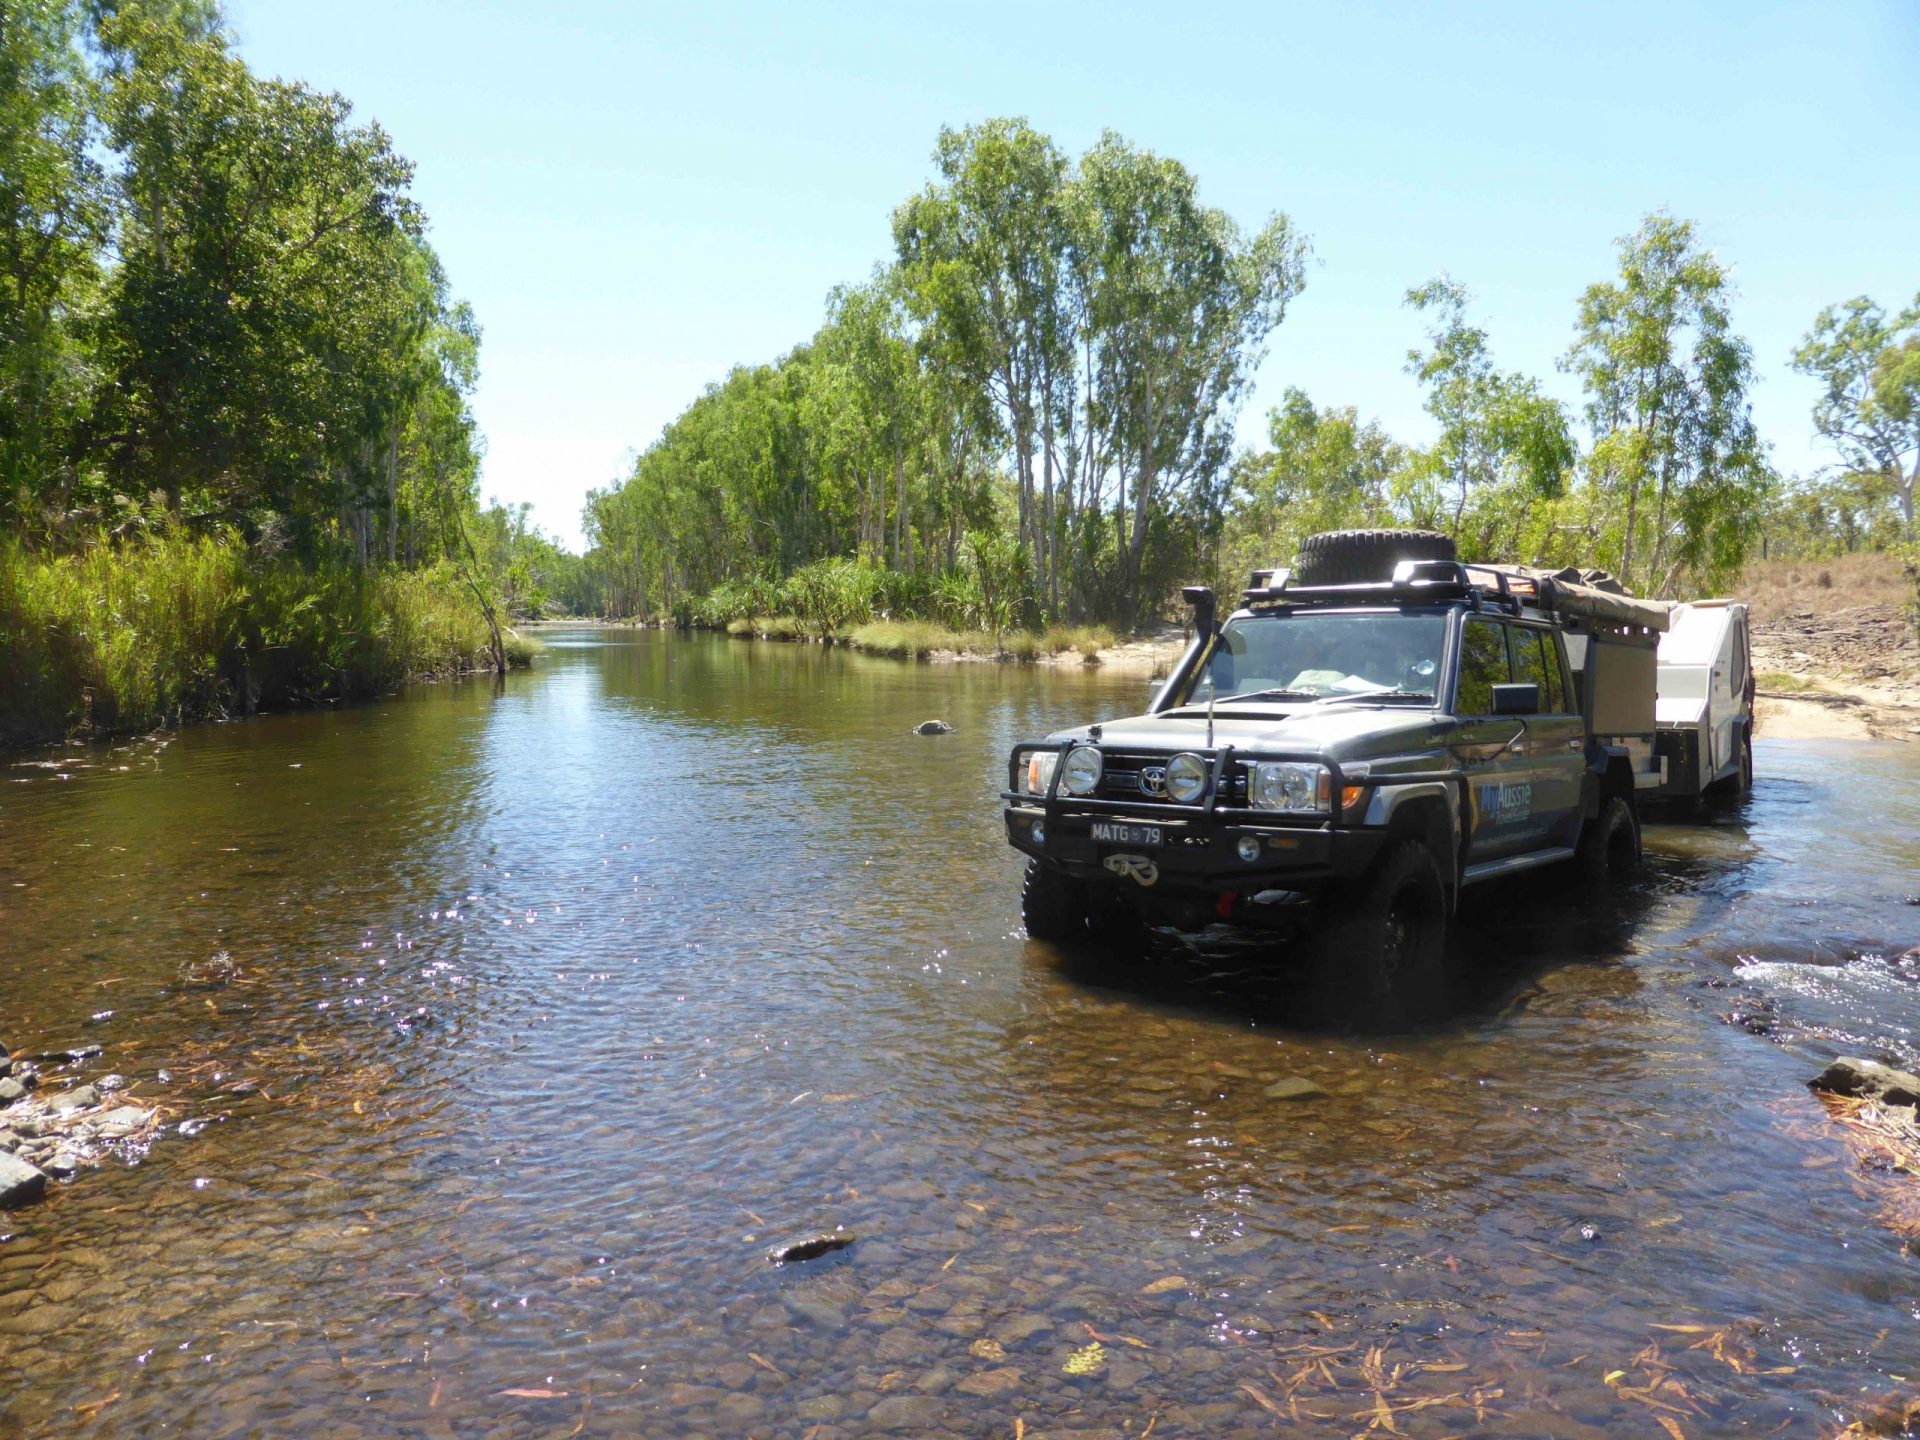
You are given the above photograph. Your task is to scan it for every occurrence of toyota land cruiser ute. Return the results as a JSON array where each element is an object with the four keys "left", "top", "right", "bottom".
[{"left": 1000, "top": 529, "right": 1750, "bottom": 1024}]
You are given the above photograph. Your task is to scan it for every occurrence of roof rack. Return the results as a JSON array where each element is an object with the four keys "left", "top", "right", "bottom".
[{"left": 1242, "top": 559, "right": 1670, "bottom": 632}]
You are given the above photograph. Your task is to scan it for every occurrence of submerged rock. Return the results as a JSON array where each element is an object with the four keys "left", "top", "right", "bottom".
[
  {"left": 0, "top": 1153, "right": 46, "bottom": 1209},
  {"left": 93, "top": 1107, "right": 150, "bottom": 1139},
  {"left": 913, "top": 720, "right": 953, "bottom": 736},
  {"left": 866, "top": 1394, "right": 946, "bottom": 1430},
  {"left": 0, "top": 1078, "right": 23, "bottom": 1106},
  {"left": 1813, "top": 1057, "right": 1920, "bottom": 1108},
  {"left": 27, "top": 1044, "right": 100, "bottom": 1065},
  {"left": 956, "top": 1366, "right": 1022, "bottom": 1398},
  {"left": 46, "top": 1086, "right": 99, "bottom": 1114},
  {"left": 766, "top": 1230, "right": 856, "bottom": 1265},
  {"left": 1263, "top": 1076, "right": 1329, "bottom": 1101}
]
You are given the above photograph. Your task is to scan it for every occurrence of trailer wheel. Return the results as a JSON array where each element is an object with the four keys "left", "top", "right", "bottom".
[
  {"left": 1021, "top": 859, "right": 1088, "bottom": 943},
  {"left": 1295, "top": 529, "right": 1457, "bottom": 586},
  {"left": 1310, "top": 840, "right": 1450, "bottom": 1029},
  {"left": 1575, "top": 795, "right": 1640, "bottom": 886},
  {"left": 1738, "top": 728, "right": 1753, "bottom": 792}
]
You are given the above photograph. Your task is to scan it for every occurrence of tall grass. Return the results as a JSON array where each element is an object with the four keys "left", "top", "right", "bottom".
[
  {"left": 839, "top": 619, "right": 1118, "bottom": 662},
  {"left": 843, "top": 619, "right": 973, "bottom": 658},
  {"left": 1, "top": 532, "right": 519, "bottom": 747}
]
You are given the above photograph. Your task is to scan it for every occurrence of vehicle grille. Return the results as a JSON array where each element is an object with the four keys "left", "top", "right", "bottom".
[{"left": 1094, "top": 750, "right": 1249, "bottom": 805}]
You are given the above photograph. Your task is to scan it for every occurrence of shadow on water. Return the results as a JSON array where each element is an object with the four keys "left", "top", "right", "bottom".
[{"left": 1040, "top": 865, "right": 1670, "bottom": 1036}]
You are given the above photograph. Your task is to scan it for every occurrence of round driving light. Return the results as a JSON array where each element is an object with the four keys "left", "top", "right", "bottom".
[
  {"left": 1031, "top": 822, "right": 1046, "bottom": 846},
  {"left": 1237, "top": 835, "right": 1262, "bottom": 862},
  {"left": 1061, "top": 745, "right": 1104, "bottom": 797},
  {"left": 1165, "top": 752, "right": 1208, "bottom": 804}
]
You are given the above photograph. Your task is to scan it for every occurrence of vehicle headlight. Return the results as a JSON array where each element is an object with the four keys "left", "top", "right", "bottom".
[
  {"left": 1250, "top": 761, "right": 1332, "bottom": 813},
  {"left": 1024, "top": 750, "right": 1058, "bottom": 795},
  {"left": 1061, "top": 745, "right": 1103, "bottom": 796},
  {"left": 1165, "top": 752, "right": 1209, "bottom": 804}
]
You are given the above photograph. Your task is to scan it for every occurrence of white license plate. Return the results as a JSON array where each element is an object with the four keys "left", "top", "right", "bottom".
[{"left": 1091, "top": 821, "right": 1162, "bottom": 847}]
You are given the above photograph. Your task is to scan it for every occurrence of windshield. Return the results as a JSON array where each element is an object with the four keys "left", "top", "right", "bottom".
[{"left": 1184, "top": 611, "right": 1448, "bottom": 704}]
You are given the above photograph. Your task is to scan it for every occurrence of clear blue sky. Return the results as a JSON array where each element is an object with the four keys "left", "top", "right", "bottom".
[{"left": 226, "top": 1, "right": 1918, "bottom": 551}]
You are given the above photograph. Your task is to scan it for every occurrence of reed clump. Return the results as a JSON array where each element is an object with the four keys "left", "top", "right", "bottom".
[{"left": 1, "top": 532, "right": 519, "bottom": 746}]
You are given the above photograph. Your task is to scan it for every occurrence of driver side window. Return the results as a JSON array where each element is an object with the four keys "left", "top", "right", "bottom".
[{"left": 1456, "top": 619, "right": 1511, "bottom": 716}]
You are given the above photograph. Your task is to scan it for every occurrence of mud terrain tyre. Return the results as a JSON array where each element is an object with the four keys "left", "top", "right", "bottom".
[
  {"left": 1022, "top": 859, "right": 1088, "bottom": 942},
  {"left": 1575, "top": 794, "right": 1640, "bottom": 886},
  {"left": 1295, "top": 529, "right": 1457, "bottom": 587},
  {"left": 1310, "top": 840, "right": 1451, "bottom": 1029}
]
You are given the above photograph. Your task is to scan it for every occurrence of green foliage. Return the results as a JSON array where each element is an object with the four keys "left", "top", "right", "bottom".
[
  {"left": 1561, "top": 214, "right": 1772, "bottom": 595},
  {"left": 0, "top": 0, "right": 107, "bottom": 525},
  {"left": 781, "top": 556, "right": 890, "bottom": 636},
  {"left": 0, "top": 0, "right": 526, "bottom": 726},
  {"left": 0, "top": 531, "right": 509, "bottom": 745},
  {"left": 1220, "top": 387, "right": 1407, "bottom": 592},
  {"left": 1403, "top": 278, "right": 1575, "bottom": 559},
  {"left": 1791, "top": 293, "right": 1920, "bottom": 533}
]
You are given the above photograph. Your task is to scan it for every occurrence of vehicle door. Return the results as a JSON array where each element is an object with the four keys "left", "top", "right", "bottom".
[
  {"left": 1451, "top": 616, "right": 1533, "bottom": 859},
  {"left": 1512, "top": 625, "right": 1584, "bottom": 848},
  {"left": 1710, "top": 609, "right": 1749, "bottom": 779}
]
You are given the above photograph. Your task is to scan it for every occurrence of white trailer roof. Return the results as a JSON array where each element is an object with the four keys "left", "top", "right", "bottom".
[{"left": 1658, "top": 602, "right": 1743, "bottom": 667}]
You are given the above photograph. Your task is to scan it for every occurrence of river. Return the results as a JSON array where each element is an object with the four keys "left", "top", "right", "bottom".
[{"left": 2, "top": 627, "right": 1917, "bottom": 1437}]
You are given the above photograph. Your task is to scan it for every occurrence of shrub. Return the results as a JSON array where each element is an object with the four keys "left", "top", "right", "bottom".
[
  {"left": 782, "top": 557, "right": 889, "bottom": 636},
  {"left": 0, "top": 532, "right": 511, "bottom": 747}
]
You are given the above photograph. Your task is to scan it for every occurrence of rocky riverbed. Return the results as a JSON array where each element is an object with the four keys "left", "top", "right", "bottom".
[{"left": 0, "top": 1041, "right": 162, "bottom": 1210}]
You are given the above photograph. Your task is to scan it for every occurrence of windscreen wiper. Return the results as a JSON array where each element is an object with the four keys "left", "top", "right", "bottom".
[{"left": 1310, "top": 690, "right": 1435, "bottom": 706}]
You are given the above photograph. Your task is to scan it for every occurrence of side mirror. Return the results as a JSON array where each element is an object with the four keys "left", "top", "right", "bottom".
[{"left": 1491, "top": 682, "right": 1540, "bottom": 716}]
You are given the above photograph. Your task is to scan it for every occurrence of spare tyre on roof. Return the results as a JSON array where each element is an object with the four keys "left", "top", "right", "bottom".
[{"left": 1294, "top": 529, "right": 1457, "bottom": 586}]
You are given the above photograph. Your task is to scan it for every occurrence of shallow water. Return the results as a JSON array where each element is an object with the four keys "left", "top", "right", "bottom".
[{"left": 2, "top": 628, "right": 1917, "bottom": 1438}]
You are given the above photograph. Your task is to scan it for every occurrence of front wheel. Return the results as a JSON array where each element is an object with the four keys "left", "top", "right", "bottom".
[
  {"left": 1309, "top": 840, "right": 1451, "bottom": 1029},
  {"left": 1021, "top": 859, "right": 1088, "bottom": 943}
]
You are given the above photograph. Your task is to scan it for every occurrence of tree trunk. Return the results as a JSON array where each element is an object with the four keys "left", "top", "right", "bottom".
[
  {"left": 892, "top": 446, "right": 906, "bottom": 571},
  {"left": 386, "top": 423, "right": 399, "bottom": 564}
]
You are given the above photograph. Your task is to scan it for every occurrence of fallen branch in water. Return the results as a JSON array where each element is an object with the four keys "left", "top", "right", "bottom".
[{"left": 1810, "top": 1090, "right": 1920, "bottom": 1238}]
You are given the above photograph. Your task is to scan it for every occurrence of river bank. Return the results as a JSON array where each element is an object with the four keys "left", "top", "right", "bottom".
[
  {"left": 1745, "top": 553, "right": 1920, "bottom": 742},
  {"left": 0, "top": 534, "right": 541, "bottom": 750},
  {"left": 612, "top": 606, "right": 1920, "bottom": 743}
]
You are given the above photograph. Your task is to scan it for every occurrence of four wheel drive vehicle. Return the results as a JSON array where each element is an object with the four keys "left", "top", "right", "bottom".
[{"left": 1000, "top": 529, "right": 1755, "bottom": 1024}]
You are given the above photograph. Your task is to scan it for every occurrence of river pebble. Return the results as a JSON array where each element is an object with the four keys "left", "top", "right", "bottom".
[
  {"left": 0, "top": 1152, "right": 46, "bottom": 1209},
  {"left": 46, "top": 1085, "right": 99, "bottom": 1113}
]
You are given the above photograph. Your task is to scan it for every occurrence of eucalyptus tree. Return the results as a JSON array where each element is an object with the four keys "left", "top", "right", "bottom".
[
  {"left": 0, "top": 0, "right": 106, "bottom": 523},
  {"left": 1236, "top": 387, "right": 1405, "bottom": 537},
  {"left": 1791, "top": 294, "right": 1920, "bottom": 534},
  {"left": 1066, "top": 132, "right": 1307, "bottom": 624},
  {"left": 810, "top": 278, "right": 921, "bottom": 567},
  {"left": 892, "top": 118, "right": 1072, "bottom": 610},
  {"left": 1403, "top": 277, "right": 1573, "bottom": 556},
  {"left": 1562, "top": 215, "right": 1771, "bottom": 594}
]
